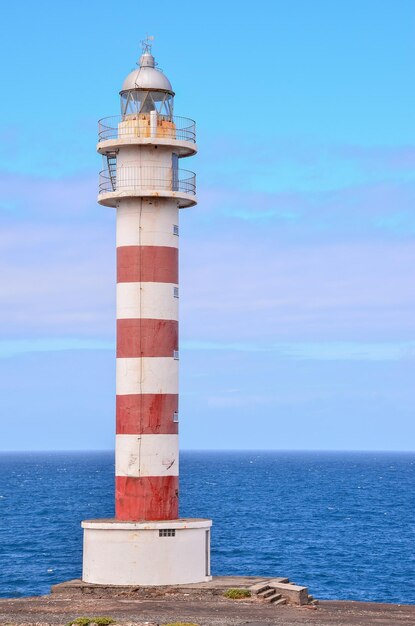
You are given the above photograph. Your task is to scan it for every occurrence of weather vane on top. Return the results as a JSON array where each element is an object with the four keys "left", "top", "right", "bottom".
[{"left": 141, "top": 34, "right": 154, "bottom": 54}]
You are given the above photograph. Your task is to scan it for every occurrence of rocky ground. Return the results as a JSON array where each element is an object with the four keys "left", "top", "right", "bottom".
[{"left": 0, "top": 593, "right": 415, "bottom": 626}]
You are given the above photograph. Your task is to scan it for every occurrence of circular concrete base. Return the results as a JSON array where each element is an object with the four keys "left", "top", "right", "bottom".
[{"left": 82, "top": 518, "right": 212, "bottom": 586}]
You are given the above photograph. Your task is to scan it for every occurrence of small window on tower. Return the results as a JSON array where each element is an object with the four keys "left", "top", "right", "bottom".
[
  {"left": 173, "top": 224, "right": 179, "bottom": 236},
  {"left": 173, "top": 350, "right": 179, "bottom": 360},
  {"left": 173, "top": 411, "right": 179, "bottom": 423},
  {"left": 174, "top": 287, "right": 179, "bottom": 298},
  {"left": 172, "top": 154, "right": 179, "bottom": 191}
]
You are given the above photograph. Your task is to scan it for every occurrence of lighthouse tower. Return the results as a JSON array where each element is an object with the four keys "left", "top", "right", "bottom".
[{"left": 81, "top": 40, "right": 212, "bottom": 586}]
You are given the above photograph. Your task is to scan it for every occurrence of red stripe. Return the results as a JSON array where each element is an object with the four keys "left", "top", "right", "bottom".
[
  {"left": 116, "top": 394, "right": 178, "bottom": 435},
  {"left": 117, "top": 319, "right": 178, "bottom": 358},
  {"left": 117, "top": 246, "right": 178, "bottom": 283},
  {"left": 116, "top": 475, "right": 179, "bottom": 521}
]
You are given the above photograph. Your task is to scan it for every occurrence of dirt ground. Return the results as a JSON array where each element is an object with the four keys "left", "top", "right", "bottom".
[{"left": 0, "top": 593, "right": 414, "bottom": 626}]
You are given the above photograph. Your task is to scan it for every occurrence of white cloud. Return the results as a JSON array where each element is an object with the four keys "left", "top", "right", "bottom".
[
  {"left": 180, "top": 238, "right": 415, "bottom": 342},
  {"left": 0, "top": 337, "right": 411, "bottom": 362},
  {"left": 0, "top": 338, "right": 114, "bottom": 358},
  {"left": 182, "top": 340, "right": 415, "bottom": 361}
]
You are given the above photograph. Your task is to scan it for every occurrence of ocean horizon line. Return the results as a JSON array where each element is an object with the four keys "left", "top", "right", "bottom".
[{"left": 1, "top": 448, "right": 414, "bottom": 454}]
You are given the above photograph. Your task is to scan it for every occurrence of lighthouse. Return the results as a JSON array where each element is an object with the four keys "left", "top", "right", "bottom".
[{"left": 81, "top": 40, "right": 212, "bottom": 586}]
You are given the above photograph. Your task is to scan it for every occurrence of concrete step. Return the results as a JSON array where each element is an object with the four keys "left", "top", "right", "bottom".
[
  {"left": 258, "top": 587, "right": 275, "bottom": 599},
  {"left": 249, "top": 577, "right": 310, "bottom": 606},
  {"left": 250, "top": 582, "right": 272, "bottom": 595},
  {"left": 273, "top": 597, "right": 287, "bottom": 606},
  {"left": 268, "top": 593, "right": 283, "bottom": 604},
  {"left": 267, "top": 582, "right": 309, "bottom": 605},
  {"left": 269, "top": 577, "right": 290, "bottom": 584}
]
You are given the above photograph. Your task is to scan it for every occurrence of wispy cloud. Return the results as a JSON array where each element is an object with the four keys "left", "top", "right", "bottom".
[
  {"left": 0, "top": 337, "right": 114, "bottom": 358},
  {"left": 196, "top": 137, "right": 415, "bottom": 240},
  {"left": 333, "top": 144, "right": 415, "bottom": 171},
  {"left": 1, "top": 336, "right": 412, "bottom": 362},
  {"left": 1, "top": 334, "right": 412, "bottom": 363},
  {"left": 200, "top": 137, "right": 415, "bottom": 200},
  {"left": 181, "top": 239, "right": 415, "bottom": 342},
  {"left": 182, "top": 340, "right": 415, "bottom": 361},
  {"left": 0, "top": 171, "right": 97, "bottom": 219},
  {"left": 0, "top": 171, "right": 114, "bottom": 337},
  {"left": 1, "top": 142, "right": 414, "bottom": 347},
  {"left": 197, "top": 179, "right": 415, "bottom": 238}
]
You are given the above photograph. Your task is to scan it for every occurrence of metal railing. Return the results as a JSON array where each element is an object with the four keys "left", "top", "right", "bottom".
[
  {"left": 99, "top": 165, "right": 196, "bottom": 195},
  {"left": 98, "top": 114, "right": 196, "bottom": 143}
]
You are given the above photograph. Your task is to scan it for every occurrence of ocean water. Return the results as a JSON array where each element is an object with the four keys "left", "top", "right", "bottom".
[{"left": 0, "top": 451, "right": 414, "bottom": 603}]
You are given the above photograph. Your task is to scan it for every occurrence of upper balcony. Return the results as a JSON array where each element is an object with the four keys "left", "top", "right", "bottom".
[{"left": 97, "top": 114, "right": 197, "bottom": 157}]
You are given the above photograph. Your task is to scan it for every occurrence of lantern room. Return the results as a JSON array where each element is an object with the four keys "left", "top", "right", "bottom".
[{"left": 120, "top": 46, "right": 174, "bottom": 118}]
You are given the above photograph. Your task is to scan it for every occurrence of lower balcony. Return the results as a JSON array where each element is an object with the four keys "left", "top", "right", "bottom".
[{"left": 98, "top": 165, "right": 197, "bottom": 209}]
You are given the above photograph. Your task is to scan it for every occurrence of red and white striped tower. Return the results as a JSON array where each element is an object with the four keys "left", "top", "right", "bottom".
[{"left": 81, "top": 40, "right": 212, "bottom": 586}]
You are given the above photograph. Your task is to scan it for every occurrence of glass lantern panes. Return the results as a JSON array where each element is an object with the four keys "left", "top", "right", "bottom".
[{"left": 121, "top": 90, "right": 174, "bottom": 119}]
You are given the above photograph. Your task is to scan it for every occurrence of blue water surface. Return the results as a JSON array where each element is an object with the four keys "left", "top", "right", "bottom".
[{"left": 0, "top": 451, "right": 414, "bottom": 603}]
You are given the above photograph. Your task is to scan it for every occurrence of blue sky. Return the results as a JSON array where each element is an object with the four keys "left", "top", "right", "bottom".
[{"left": 0, "top": 0, "right": 414, "bottom": 450}]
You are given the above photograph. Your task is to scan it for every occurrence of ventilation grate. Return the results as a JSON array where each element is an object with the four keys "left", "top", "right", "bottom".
[{"left": 159, "top": 529, "right": 176, "bottom": 537}]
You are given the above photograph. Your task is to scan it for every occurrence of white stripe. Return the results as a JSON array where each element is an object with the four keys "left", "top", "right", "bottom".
[
  {"left": 116, "top": 434, "right": 179, "bottom": 477},
  {"left": 116, "top": 200, "right": 179, "bottom": 248},
  {"left": 116, "top": 357, "right": 178, "bottom": 395},
  {"left": 117, "top": 282, "right": 178, "bottom": 321}
]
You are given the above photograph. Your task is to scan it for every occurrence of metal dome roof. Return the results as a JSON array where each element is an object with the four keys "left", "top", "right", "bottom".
[{"left": 120, "top": 51, "right": 173, "bottom": 93}]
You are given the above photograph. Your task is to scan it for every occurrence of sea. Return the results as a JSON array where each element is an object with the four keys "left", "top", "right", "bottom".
[{"left": 0, "top": 451, "right": 414, "bottom": 603}]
